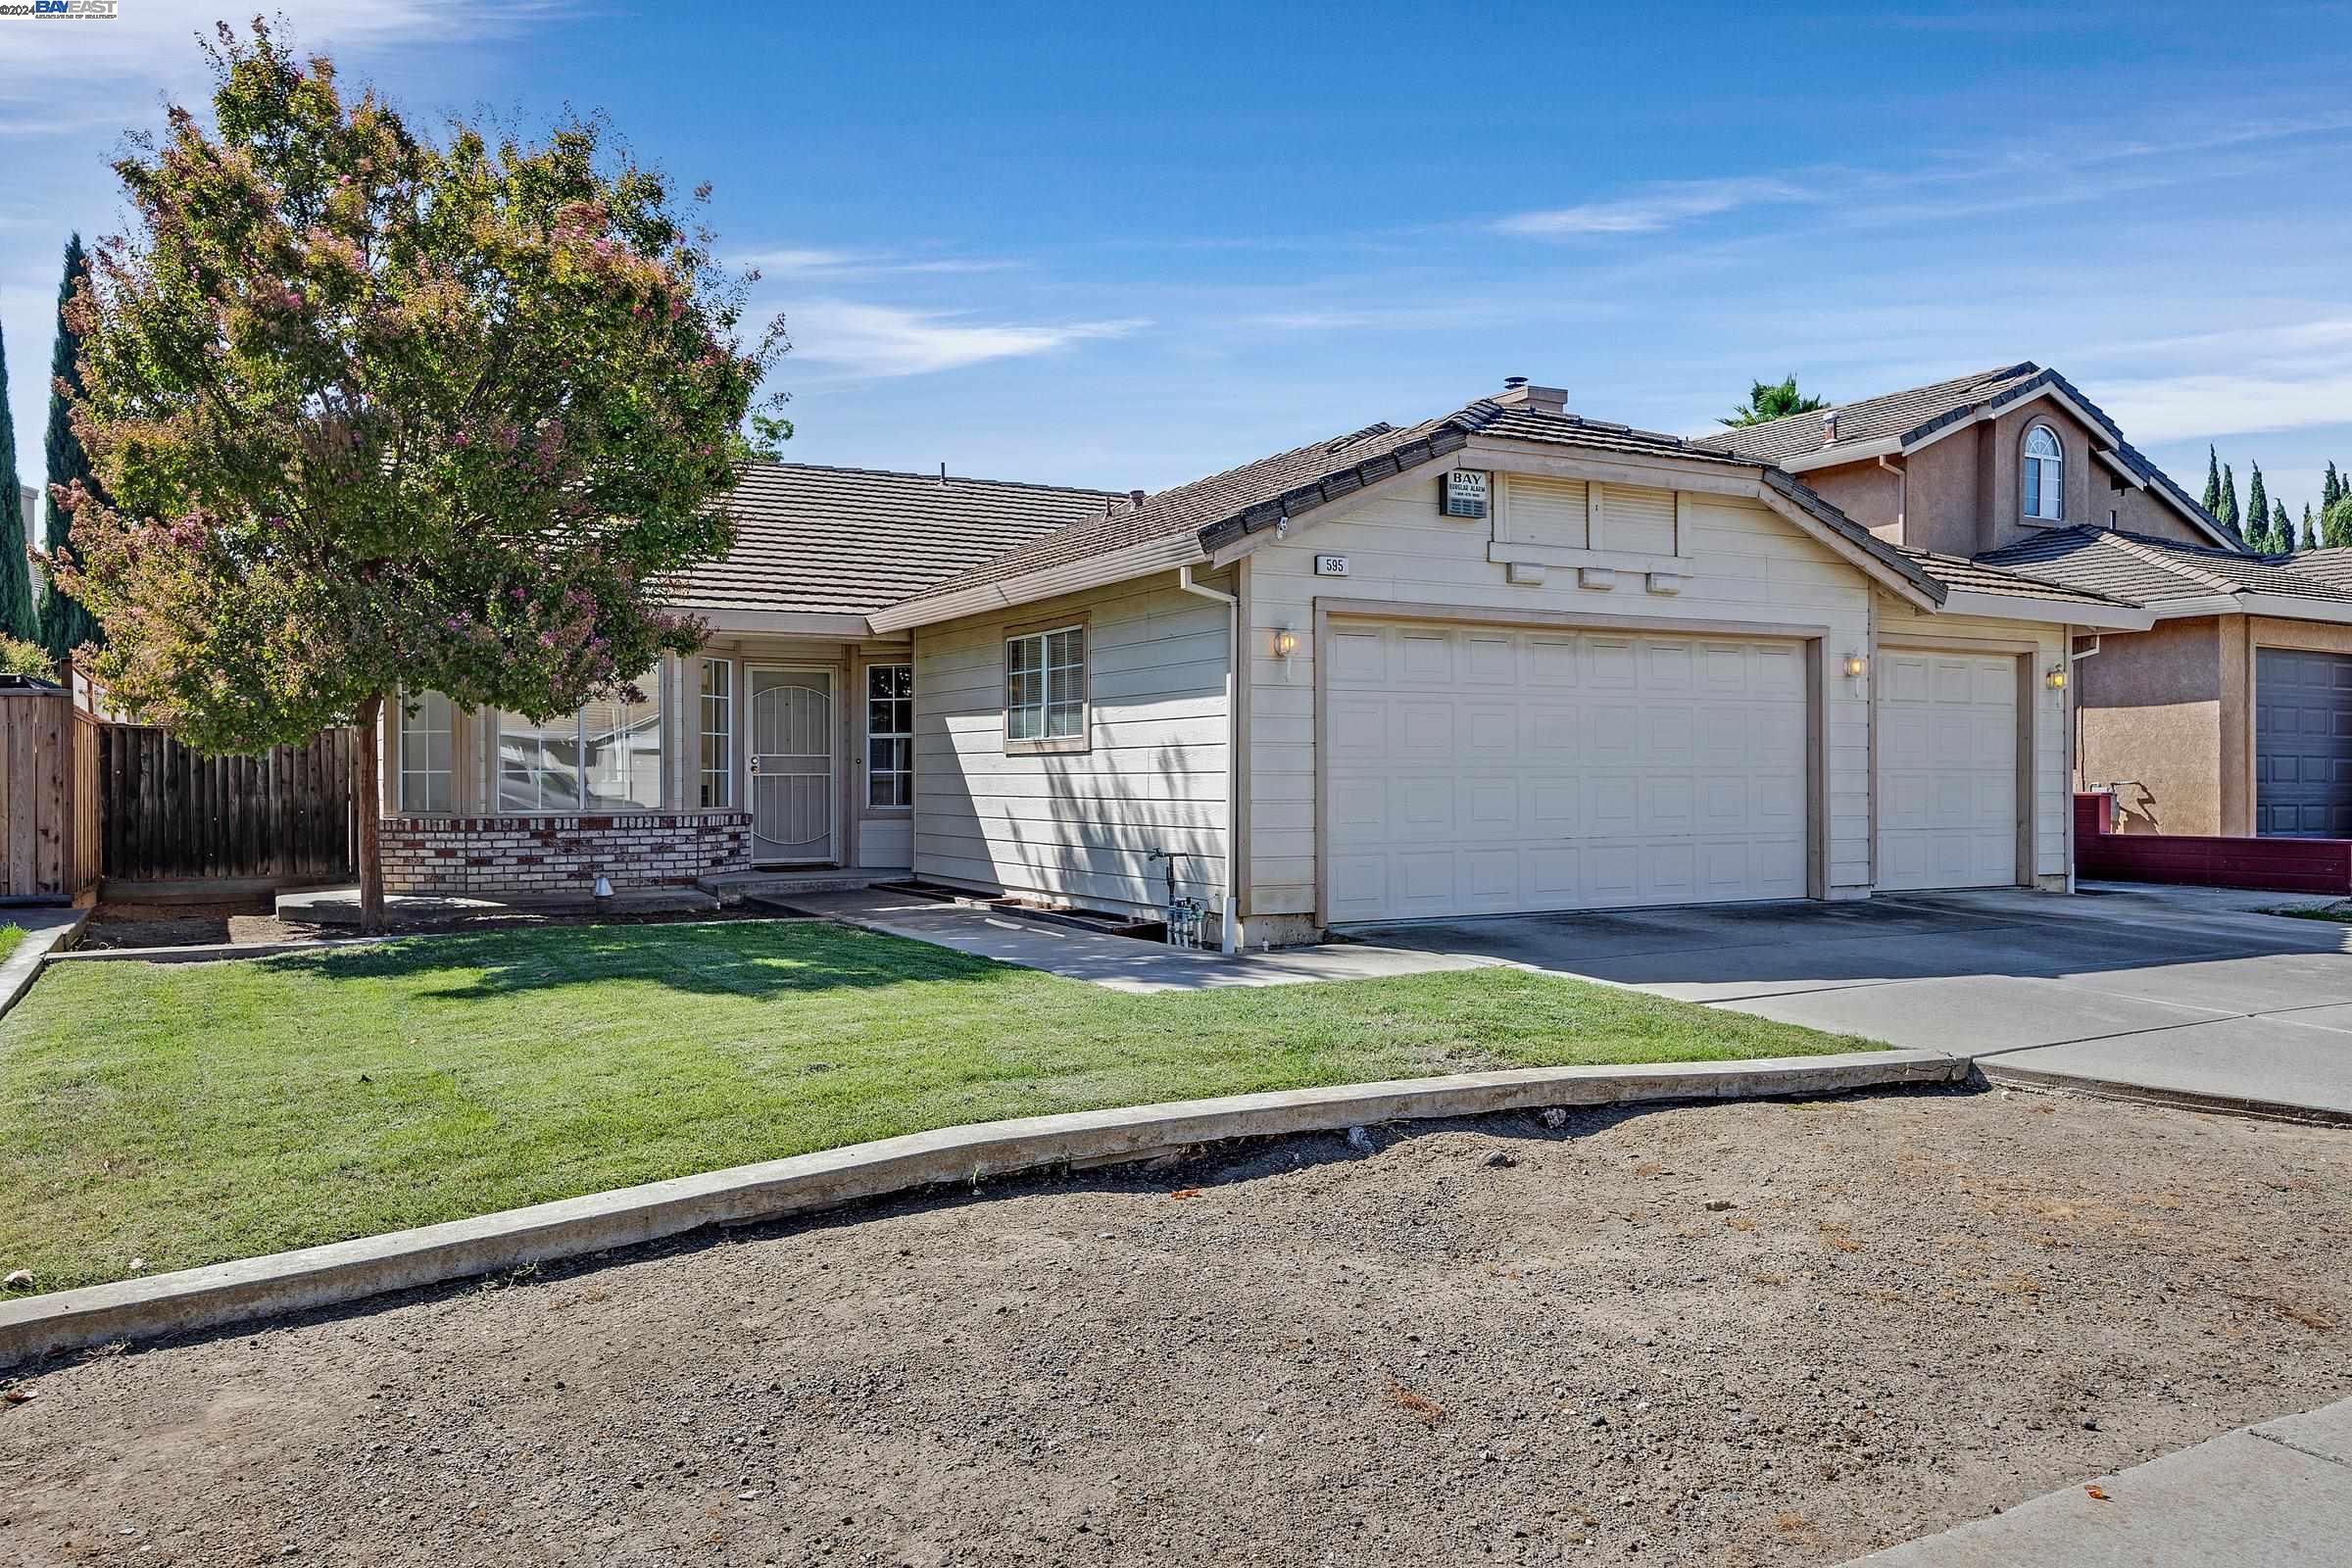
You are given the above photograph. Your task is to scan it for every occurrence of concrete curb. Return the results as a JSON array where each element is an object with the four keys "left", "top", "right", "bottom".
[
  {"left": 1977, "top": 1058, "right": 2352, "bottom": 1129},
  {"left": 0, "top": 907, "right": 89, "bottom": 1022},
  {"left": 0, "top": 1048, "right": 1959, "bottom": 1369}
]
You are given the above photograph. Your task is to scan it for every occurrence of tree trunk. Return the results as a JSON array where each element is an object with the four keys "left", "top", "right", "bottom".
[{"left": 356, "top": 692, "right": 385, "bottom": 934}]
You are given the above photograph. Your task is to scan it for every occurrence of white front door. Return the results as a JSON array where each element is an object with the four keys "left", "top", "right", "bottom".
[
  {"left": 1324, "top": 622, "right": 1811, "bottom": 922},
  {"left": 1875, "top": 650, "right": 2019, "bottom": 891},
  {"left": 751, "top": 667, "right": 835, "bottom": 864}
]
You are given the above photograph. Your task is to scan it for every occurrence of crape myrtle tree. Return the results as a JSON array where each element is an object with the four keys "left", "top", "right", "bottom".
[{"left": 57, "top": 20, "right": 781, "bottom": 929}]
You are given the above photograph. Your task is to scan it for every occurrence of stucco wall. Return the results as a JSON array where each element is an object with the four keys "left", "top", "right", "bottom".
[
  {"left": 1807, "top": 394, "right": 2210, "bottom": 558},
  {"left": 2074, "top": 615, "right": 2225, "bottom": 835},
  {"left": 910, "top": 570, "right": 1233, "bottom": 928}
]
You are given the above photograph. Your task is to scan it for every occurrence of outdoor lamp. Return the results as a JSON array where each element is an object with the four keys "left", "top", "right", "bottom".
[
  {"left": 1274, "top": 627, "right": 1299, "bottom": 665},
  {"left": 1843, "top": 652, "right": 1867, "bottom": 679},
  {"left": 2047, "top": 664, "right": 2067, "bottom": 691}
]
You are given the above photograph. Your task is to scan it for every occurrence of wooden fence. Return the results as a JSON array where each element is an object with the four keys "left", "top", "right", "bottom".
[
  {"left": 0, "top": 683, "right": 101, "bottom": 903},
  {"left": 97, "top": 725, "right": 358, "bottom": 884}
]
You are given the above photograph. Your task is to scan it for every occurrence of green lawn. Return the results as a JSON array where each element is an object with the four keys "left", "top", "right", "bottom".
[
  {"left": 0, "top": 919, "right": 1881, "bottom": 1294},
  {"left": 0, "top": 925, "right": 22, "bottom": 967}
]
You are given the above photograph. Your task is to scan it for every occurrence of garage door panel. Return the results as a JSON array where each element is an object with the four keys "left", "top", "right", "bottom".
[
  {"left": 1325, "top": 622, "right": 1811, "bottom": 921},
  {"left": 1464, "top": 704, "right": 1515, "bottom": 753},
  {"left": 1875, "top": 650, "right": 2018, "bottom": 891},
  {"left": 2255, "top": 648, "right": 2352, "bottom": 837}
]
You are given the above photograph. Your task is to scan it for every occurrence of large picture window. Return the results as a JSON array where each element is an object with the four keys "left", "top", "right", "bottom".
[
  {"left": 499, "top": 665, "right": 662, "bottom": 813},
  {"left": 1006, "top": 625, "right": 1085, "bottom": 745},
  {"left": 2023, "top": 425, "right": 2064, "bottom": 521},
  {"left": 396, "top": 691, "right": 454, "bottom": 814},
  {"left": 866, "top": 662, "right": 913, "bottom": 808},
  {"left": 700, "top": 658, "right": 734, "bottom": 808}
]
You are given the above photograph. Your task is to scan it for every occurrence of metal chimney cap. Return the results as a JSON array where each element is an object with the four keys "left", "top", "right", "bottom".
[{"left": 1502, "top": 375, "right": 1530, "bottom": 390}]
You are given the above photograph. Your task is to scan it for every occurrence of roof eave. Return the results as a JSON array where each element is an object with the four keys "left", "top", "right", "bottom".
[
  {"left": 868, "top": 533, "right": 1206, "bottom": 633},
  {"left": 1774, "top": 435, "right": 1902, "bottom": 473},
  {"left": 1937, "top": 589, "right": 2153, "bottom": 630}
]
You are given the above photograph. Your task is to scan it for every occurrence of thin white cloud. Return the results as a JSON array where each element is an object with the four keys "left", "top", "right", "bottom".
[
  {"left": 734, "top": 248, "right": 1015, "bottom": 279},
  {"left": 1490, "top": 111, "right": 2352, "bottom": 243},
  {"left": 784, "top": 299, "right": 1148, "bottom": 377},
  {"left": 1494, "top": 177, "right": 1819, "bottom": 236},
  {"left": 2098, "top": 370, "right": 2352, "bottom": 445},
  {"left": 0, "top": 1, "right": 577, "bottom": 102}
]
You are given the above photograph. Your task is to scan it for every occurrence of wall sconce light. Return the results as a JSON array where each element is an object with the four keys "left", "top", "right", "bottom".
[
  {"left": 1274, "top": 627, "right": 1299, "bottom": 667},
  {"left": 2046, "top": 664, "right": 2068, "bottom": 691},
  {"left": 1843, "top": 652, "right": 1867, "bottom": 679}
]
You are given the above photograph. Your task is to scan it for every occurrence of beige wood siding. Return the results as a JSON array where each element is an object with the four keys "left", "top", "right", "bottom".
[
  {"left": 913, "top": 572, "right": 1231, "bottom": 918},
  {"left": 1243, "top": 472, "right": 1877, "bottom": 921},
  {"left": 1870, "top": 598, "right": 2070, "bottom": 887}
]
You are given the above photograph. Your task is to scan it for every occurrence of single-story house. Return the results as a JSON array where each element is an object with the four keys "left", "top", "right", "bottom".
[{"left": 379, "top": 375, "right": 2170, "bottom": 945}]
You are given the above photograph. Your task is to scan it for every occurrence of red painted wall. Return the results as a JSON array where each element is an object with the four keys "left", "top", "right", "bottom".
[{"left": 2074, "top": 794, "right": 2352, "bottom": 894}]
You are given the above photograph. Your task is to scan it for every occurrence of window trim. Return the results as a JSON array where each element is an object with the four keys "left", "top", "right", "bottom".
[
  {"left": 395, "top": 690, "right": 456, "bottom": 816},
  {"left": 2022, "top": 422, "right": 2065, "bottom": 522},
  {"left": 1004, "top": 618, "right": 1091, "bottom": 756},
  {"left": 496, "top": 665, "right": 668, "bottom": 816},
  {"left": 698, "top": 656, "right": 735, "bottom": 810},
  {"left": 863, "top": 660, "right": 915, "bottom": 812}
]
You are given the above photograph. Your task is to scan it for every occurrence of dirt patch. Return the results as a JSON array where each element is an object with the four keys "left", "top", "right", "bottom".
[{"left": 3, "top": 1089, "right": 2348, "bottom": 1566}]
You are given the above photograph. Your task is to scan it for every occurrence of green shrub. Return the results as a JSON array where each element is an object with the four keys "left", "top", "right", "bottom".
[{"left": 0, "top": 636, "right": 55, "bottom": 679}]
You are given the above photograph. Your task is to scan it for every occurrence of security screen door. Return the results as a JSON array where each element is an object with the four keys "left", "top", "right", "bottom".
[{"left": 751, "top": 667, "right": 834, "bottom": 863}]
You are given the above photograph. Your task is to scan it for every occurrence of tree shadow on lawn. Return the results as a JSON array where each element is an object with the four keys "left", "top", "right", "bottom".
[{"left": 255, "top": 919, "right": 1025, "bottom": 1004}]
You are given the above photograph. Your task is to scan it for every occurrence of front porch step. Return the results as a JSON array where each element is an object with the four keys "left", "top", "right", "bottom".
[{"left": 696, "top": 869, "right": 895, "bottom": 905}]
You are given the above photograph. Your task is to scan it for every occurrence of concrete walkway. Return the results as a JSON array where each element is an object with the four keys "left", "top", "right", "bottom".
[
  {"left": 1849, "top": 1396, "right": 2352, "bottom": 1565},
  {"left": 1351, "top": 884, "right": 2352, "bottom": 1118},
  {"left": 775, "top": 887, "right": 1495, "bottom": 993},
  {"left": 0, "top": 906, "right": 88, "bottom": 1020}
]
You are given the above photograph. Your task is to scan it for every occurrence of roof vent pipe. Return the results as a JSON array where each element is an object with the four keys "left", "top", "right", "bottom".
[
  {"left": 1822, "top": 411, "right": 1839, "bottom": 445},
  {"left": 938, "top": 462, "right": 948, "bottom": 484},
  {"left": 1129, "top": 488, "right": 1147, "bottom": 508}
]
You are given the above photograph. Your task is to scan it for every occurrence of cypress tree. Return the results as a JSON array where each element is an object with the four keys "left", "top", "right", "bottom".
[
  {"left": 38, "top": 233, "right": 103, "bottom": 658},
  {"left": 0, "top": 320, "right": 37, "bottom": 643},
  {"left": 2326, "top": 462, "right": 2343, "bottom": 515},
  {"left": 2219, "top": 463, "right": 2241, "bottom": 536},
  {"left": 2203, "top": 446, "right": 2224, "bottom": 514},
  {"left": 2303, "top": 502, "right": 2320, "bottom": 552},
  {"left": 2276, "top": 500, "right": 2295, "bottom": 554},
  {"left": 2329, "top": 496, "right": 2352, "bottom": 550},
  {"left": 2246, "top": 463, "right": 2271, "bottom": 551}
]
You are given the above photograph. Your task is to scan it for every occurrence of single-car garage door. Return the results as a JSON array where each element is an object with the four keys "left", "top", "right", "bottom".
[
  {"left": 1874, "top": 650, "right": 2018, "bottom": 891},
  {"left": 2255, "top": 647, "right": 2352, "bottom": 836},
  {"left": 1324, "top": 621, "right": 1810, "bottom": 922}
]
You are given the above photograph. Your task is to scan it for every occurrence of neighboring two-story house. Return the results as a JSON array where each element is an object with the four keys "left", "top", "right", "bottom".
[{"left": 1705, "top": 362, "right": 2352, "bottom": 841}]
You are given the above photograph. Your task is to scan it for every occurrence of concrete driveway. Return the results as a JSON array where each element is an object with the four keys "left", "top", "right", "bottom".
[{"left": 1347, "top": 883, "right": 2352, "bottom": 1119}]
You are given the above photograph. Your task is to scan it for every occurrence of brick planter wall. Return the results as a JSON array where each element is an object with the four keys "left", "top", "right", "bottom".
[{"left": 380, "top": 812, "right": 753, "bottom": 897}]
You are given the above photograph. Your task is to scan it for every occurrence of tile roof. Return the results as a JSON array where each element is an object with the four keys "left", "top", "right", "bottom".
[
  {"left": 662, "top": 461, "right": 1128, "bottom": 618},
  {"left": 894, "top": 395, "right": 1941, "bottom": 609},
  {"left": 1693, "top": 362, "right": 2236, "bottom": 547},
  {"left": 1694, "top": 363, "right": 2044, "bottom": 464},
  {"left": 1898, "top": 548, "right": 2136, "bottom": 608},
  {"left": 1977, "top": 527, "right": 2352, "bottom": 608}
]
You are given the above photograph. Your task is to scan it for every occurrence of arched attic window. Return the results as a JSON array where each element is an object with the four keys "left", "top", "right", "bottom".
[{"left": 2023, "top": 424, "right": 2064, "bottom": 521}]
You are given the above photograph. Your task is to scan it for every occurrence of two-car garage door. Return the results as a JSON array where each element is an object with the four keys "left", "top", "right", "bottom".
[
  {"left": 1324, "top": 622, "right": 1811, "bottom": 922},
  {"left": 1322, "top": 622, "right": 2025, "bottom": 923}
]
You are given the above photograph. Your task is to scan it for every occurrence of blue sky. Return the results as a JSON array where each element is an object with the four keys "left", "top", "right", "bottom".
[{"left": 5, "top": 1, "right": 2351, "bottom": 536}]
